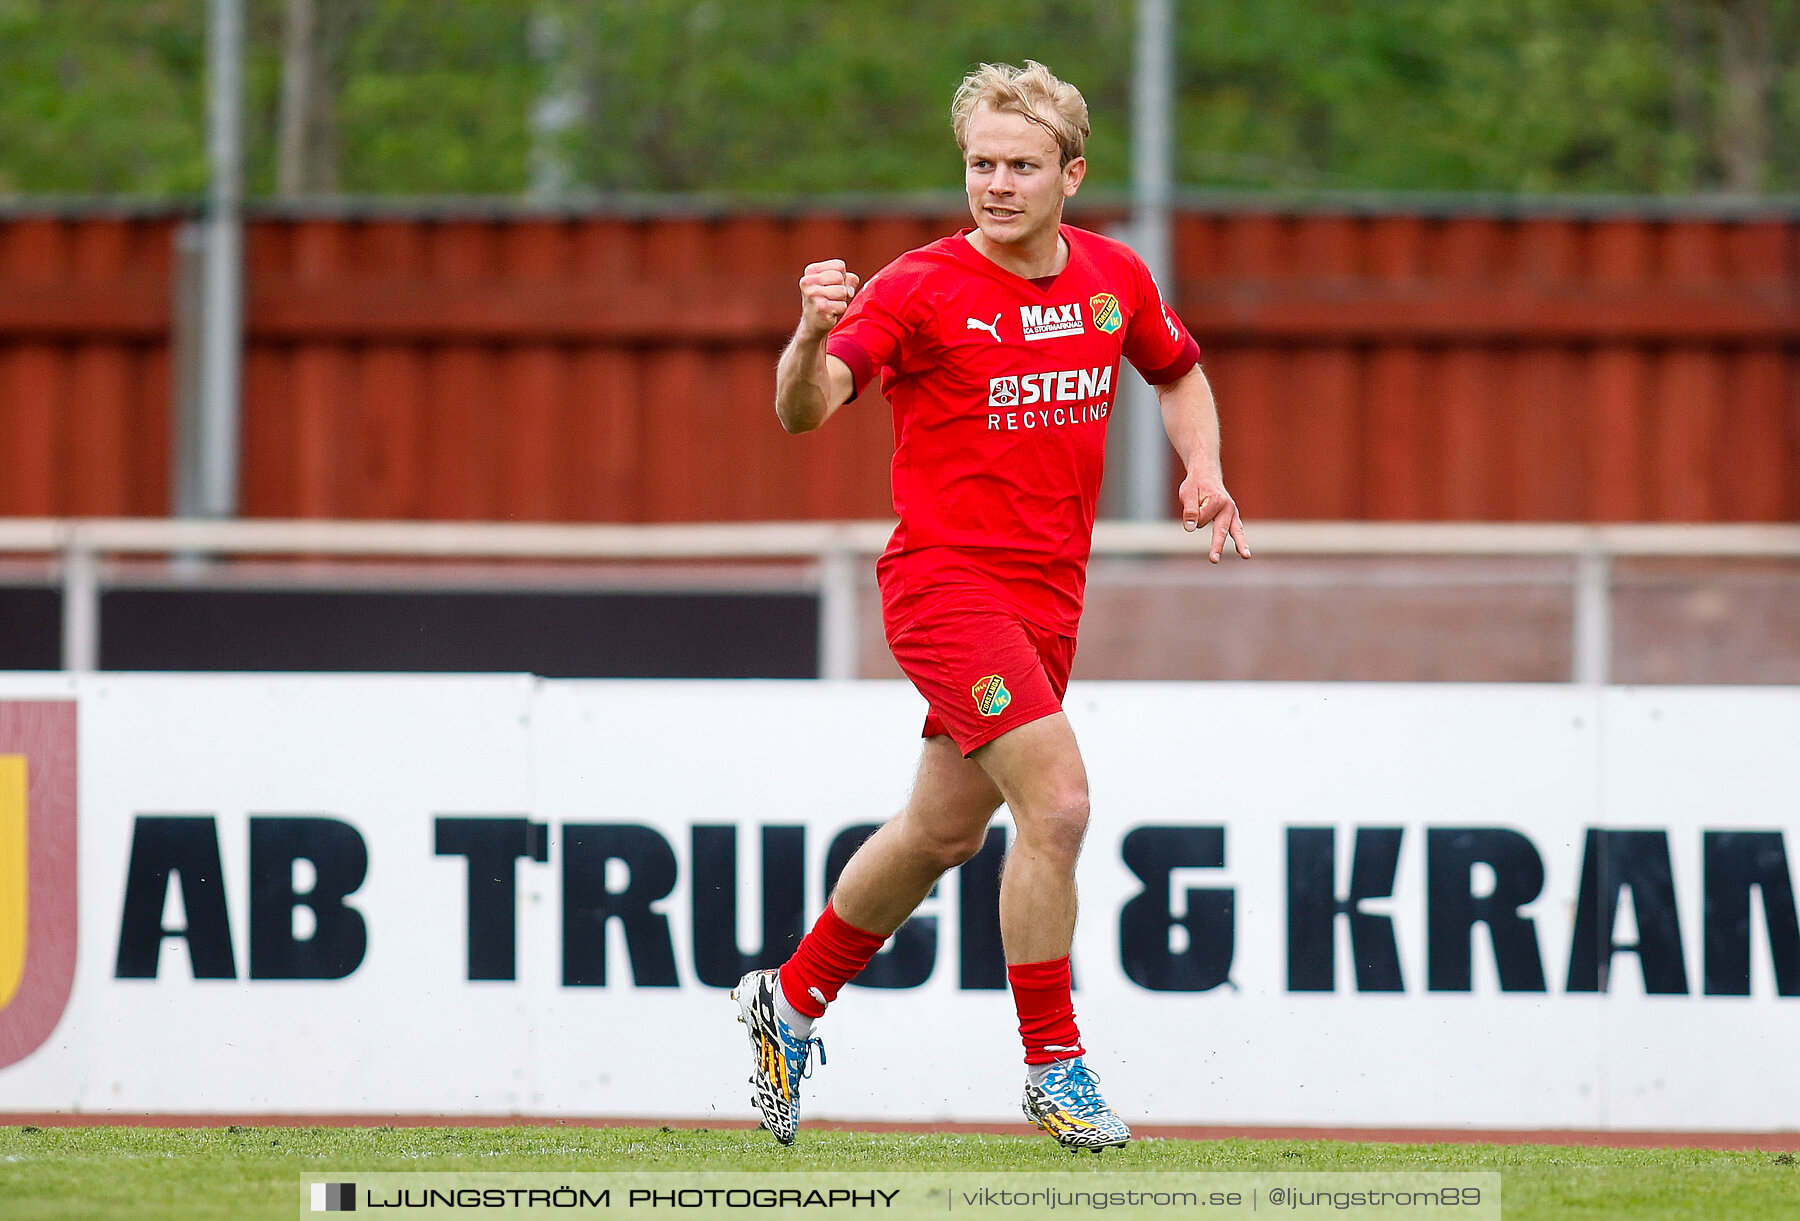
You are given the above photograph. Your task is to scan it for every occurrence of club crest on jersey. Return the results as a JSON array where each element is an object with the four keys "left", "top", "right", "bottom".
[
  {"left": 972, "top": 675, "right": 1012, "bottom": 717},
  {"left": 1089, "top": 293, "right": 1122, "bottom": 334},
  {"left": 988, "top": 377, "right": 1020, "bottom": 407},
  {"left": 1020, "top": 302, "right": 1084, "bottom": 341}
]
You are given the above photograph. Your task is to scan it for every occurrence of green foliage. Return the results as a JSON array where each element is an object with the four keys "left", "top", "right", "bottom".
[
  {"left": 328, "top": 1, "right": 538, "bottom": 193},
  {"left": 0, "top": 0, "right": 1795, "bottom": 199},
  {"left": 0, "top": 0, "right": 208, "bottom": 195},
  {"left": 1171, "top": 0, "right": 1796, "bottom": 192}
]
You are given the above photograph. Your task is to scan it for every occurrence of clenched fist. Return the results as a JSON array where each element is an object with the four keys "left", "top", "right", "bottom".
[{"left": 798, "top": 259, "right": 861, "bottom": 338}]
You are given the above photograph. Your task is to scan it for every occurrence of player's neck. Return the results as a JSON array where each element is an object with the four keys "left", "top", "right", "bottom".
[{"left": 967, "top": 225, "right": 1069, "bottom": 281}]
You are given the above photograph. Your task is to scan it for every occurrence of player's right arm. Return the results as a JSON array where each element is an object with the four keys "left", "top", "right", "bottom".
[{"left": 774, "top": 259, "right": 860, "bottom": 434}]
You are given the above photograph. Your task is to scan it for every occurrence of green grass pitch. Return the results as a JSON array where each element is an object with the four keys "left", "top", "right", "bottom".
[{"left": 1, "top": 1125, "right": 1795, "bottom": 1220}]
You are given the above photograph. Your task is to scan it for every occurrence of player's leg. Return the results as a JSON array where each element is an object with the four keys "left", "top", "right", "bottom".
[
  {"left": 973, "top": 711, "right": 1131, "bottom": 1149},
  {"left": 826, "top": 733, "right": 1001, "bottom": 934},
  {"left": 776, "top": 734, "right": 999, "bottom": 1019},
  {"left": 735, "top": 734, "right": 1000, "bottom": 1144},
  {"left": 972, "top": 711, "right": 1087, "bottom": 962}
]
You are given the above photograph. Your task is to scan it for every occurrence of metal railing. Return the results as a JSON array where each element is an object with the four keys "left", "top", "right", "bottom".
[{"left": 4, "top": 518, "right": 1799, "bottom": 682}]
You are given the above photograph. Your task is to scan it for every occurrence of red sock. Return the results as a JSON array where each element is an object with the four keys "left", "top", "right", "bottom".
[
  {"left": 778, "top": 903, "right": 889, "bottom": 1019},
  {"left": 1008, "top": 957, "right": 1085, "bottom": 1065}
]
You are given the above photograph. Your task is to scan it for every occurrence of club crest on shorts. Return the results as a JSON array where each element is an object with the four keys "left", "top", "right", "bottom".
[
  {"left": 1089, "top": 293, "right": 1122, "bottom": 334},
  {"left": 971, "top": 675, "right": 1012, "bottom": 717}
]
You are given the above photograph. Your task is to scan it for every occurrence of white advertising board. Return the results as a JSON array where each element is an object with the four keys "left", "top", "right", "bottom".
[{"left": 1, "top": 675, "right": 1796, "bottom": 1130}]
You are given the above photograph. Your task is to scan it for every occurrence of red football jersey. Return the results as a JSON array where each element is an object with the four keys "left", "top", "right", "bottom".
[{"left": 827, "top": 224, "right": 1200, "bottom": 635}]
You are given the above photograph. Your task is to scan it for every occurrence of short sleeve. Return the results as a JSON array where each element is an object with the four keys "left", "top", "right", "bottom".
[
  {"left": 824, "top": 266, "right": 910, "bottom": 398},
  {"left": 1121, "top": 256, "right": 1200, "bottom": 385}
]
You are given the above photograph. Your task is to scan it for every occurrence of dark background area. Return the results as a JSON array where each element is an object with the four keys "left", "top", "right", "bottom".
[
  {"left": 0, "top": 587, "right": 817, "bottom": 677},
  {"left": 0, "top": 588, "right": 60, "bottom": 670}
]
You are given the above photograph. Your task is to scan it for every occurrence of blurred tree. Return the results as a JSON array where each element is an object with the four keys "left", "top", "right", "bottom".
[
  {"left": 526, "top": 3, "right": 585, "bottom": 200},
  {"left": 0, "top": 0, "right": 207, "bottom": 195},
  {"left": 1709, "top": 0, "right": 1779, "bottom": 191},
  {"left": 0, "top": 0, "right": 1795, "bottom": 199},
  {"left": 276, "top": 0, "right": 373, "bottom": 195},
  {"left": 1172, "top": 0, "right": 1793, "bottom": 193},
  {"left": 555, "top": 0, "right": 1127, "bottom": 192},
  {"left": 310, "top": 0, "right": 539, "bottom": 194}
]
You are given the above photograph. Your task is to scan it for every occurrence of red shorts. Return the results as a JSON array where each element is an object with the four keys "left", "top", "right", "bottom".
[{"left": 884, "top": 595, "right": 1077, "bottom": 756}]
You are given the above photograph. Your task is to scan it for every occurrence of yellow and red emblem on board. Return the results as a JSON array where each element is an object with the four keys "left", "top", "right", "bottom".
[
  {"left": 0, "top": 753, "right": 24, "bottom": 1011},
  {"left": 972, "top": 675, "right": 1013, "bottom": 718},
  {"left": 0, "top": 702, "right": 77, "bottom": 1071},
  {"left": 1089, "top": 293, "right": 1122, "bottom": 334}
]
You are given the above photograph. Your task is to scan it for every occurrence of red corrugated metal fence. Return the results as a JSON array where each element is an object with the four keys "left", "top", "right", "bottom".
[
  {"left": 2, "top": 204, "right": 1795, "bottom": 522},
  {"left": 0, "top": 215, "right": 173, "bottom": 517},
  {"left": 1182, "top": 212, "right": 1798, "bottom": 521}
]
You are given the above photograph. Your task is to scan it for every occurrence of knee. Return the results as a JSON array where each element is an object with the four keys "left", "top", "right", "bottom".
[
  {"left": 1021, "top": 789, "right": 1091, "bottom": 860},
  {"left": 912, "top": 823, "right": 990, "bottom": 873}
]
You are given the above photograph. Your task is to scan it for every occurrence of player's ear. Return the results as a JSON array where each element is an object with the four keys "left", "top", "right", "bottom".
[{"left": 1062, "top": 156, "right": 1086, "bottom": 197}]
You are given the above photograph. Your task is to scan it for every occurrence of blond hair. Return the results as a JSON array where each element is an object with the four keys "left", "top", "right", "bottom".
[{"left": 951, "top": 61, "right": 1090, "bottom": 168}]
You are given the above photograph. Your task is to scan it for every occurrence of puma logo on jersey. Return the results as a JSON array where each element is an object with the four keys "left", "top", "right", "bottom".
[
  {"left": 966, "top": 313, "right": 1002, "bottom": 342},
  {"left": 1020, "top": 302, "right": 1084, "bottom": 340}
]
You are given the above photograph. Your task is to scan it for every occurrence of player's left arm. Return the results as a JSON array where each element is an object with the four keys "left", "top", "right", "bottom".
[{"left": 1154, "top": 364, "right": 1251, "bottom": 563}]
